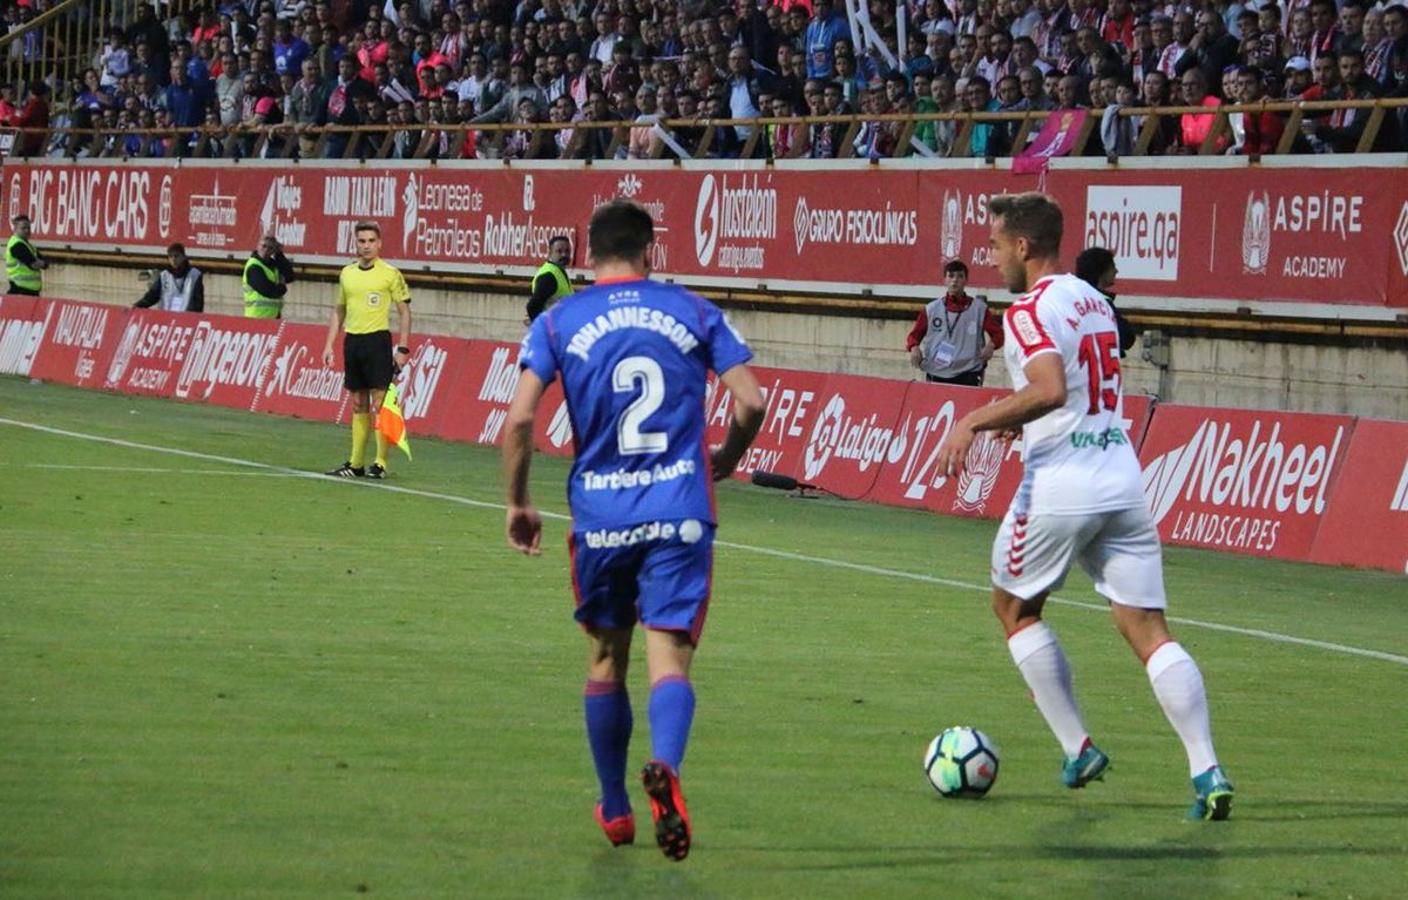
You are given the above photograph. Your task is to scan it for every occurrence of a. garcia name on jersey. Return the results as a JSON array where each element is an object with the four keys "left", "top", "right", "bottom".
[
  {"left": 566, "top": 306, "right": 701, "bottom": 361},
  {"left": 581, "top": 458, "right": 697, "bottom": 491}
]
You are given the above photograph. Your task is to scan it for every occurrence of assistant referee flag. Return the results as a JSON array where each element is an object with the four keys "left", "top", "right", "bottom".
[{"left": 377, "top": 382, "right": 412, "bottom": 460}]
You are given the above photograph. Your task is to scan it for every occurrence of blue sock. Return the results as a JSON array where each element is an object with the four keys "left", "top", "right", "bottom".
[
  {"left": 648, "top": 675, "right": 695, "bottom": 772},
  {"left": 584, "top": 680, "right": 632, "bottom": 819}
]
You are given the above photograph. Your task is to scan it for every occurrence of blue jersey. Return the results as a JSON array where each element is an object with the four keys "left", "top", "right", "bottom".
[{"left": 519, "top": 277, "right": 752, "bottom": 531}]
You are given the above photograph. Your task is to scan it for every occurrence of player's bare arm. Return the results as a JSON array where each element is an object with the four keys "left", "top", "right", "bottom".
[
  {"left": 938, "top": 354, "right": 1065, "bottom": 477},
  {"left": 322, "top": 304, "right": 345, "bottom": 367},
  {"left": 502, "top": 367, "right": 546, "bottom": 555},
  {"left": 709, "top": 364, "right": 766, "bottom": 481}
]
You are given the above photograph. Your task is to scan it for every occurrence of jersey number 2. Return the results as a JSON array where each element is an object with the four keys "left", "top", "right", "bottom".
[
  {"left": 613, "top": 356, "right": 669, "bottom": 454},
  {"left": 1077, "top": 332, "right": 1121, "bottom": 414}
]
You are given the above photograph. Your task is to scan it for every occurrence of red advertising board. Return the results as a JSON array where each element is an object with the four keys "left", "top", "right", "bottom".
[
  {"left": 250, "top": 322, "right": 349, "bottom": 420},
  {"left": 11, "top": 297, "right": 1404, "bottom": 573},
  {"left": 98, "top": 307, "right": 284, "bottom": 405},
  {"left": 1309, "top": 419, "right": 1408, "bottom": 574},
  {"left": 0, "top": 293, "right": 48, "bottom": 377},
  {"left": 26, "top": 299, "right": 127, "bottom": 389},
  {"left": 5, "top": 160, "right": 1404, "bottom": 311},
  {"left": 1138, "top": 404, "right": 1354, "bottom": 561}
]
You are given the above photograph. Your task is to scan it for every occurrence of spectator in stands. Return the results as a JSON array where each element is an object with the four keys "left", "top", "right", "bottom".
[
  {"left": 964, "top": 75, "right": 999, "bottom": 156},
  {"left": 12, "top": 83, "right": 50, "bottom": 157},
  {"left": 274, "top": 18, "right": 312, "bottom": 77},
  {"left": 990, "top": 74, "right": 1026, "bottom": 154},
  {"left": 916, "top": 73, "right": 960, "bottom": 156},
  {"left": 100, "top": 29, "right": 133, "bottom": 89},
  {"left": 164, "top": 63, "right": 203, "bottom": 129},
  {"left": 1101, "top": 77, "right": 1140, "bottom": 156},
  {"left": 215, "top": 52, "right": 245, "bottom": 125},
  {"left": 1074, "top": 247, "right": 1139, "bottom": 358},
  {"left": 1175, "top": 67, "right": 1226, "bottom": 152},
  {"left": 805, "top": 0, "right": 851, "bottom": 79},
  {"left": 1177, "top": 8, "right": 1242, "bottom": 92},
  {"left": 1231, "top": 66, "right": 1284, "bottom": 155},
  {"left": 627, "top": 85, "right": 660, "bottom": 158},
  {"left": 906, "top": 260, "right": 1003, "bottom": 387},
  {"left": 1283, "top": 55, "right": 1314, "bottom": 98},
  {"left": 1307, "top": 0, "right": 1341, "bottom": 65},
  {"left": 1018, "top": 64, "right": 1055, "bottom": 109},
  {"left": 1313, "top": 48, "right": 1400, "bottom": 151},
  {"left": 324, "top": 54, "right": 372, "bottom": 158},
  {"left": 1288, "top": 7, "right": 1314, "bottom": 60},
  {"left": 503, "top": 97, "right": 549, "bottom": 159},
  {"left": 1340, "top": 2, "right": 1368, "bottom": 55},
  {"left": 580, "top": 88, "right": 617, "bottom": 160},
  {"left": 134, "top": 243, "right": 204, "bottom": 313},
  {"left": 472, "top": 61, "right": 546, "bottom": 123},
  {"left": 1151, "top": 15, "right": 1182, "bottom": 77},
  {"left": 727, "top": 45, "right": 764, "bottom": 143}
]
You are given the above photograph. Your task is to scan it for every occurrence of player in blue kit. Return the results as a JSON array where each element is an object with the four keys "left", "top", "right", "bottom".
[{"left": 502, "top": 200, "right": 765, "bottom": 861}]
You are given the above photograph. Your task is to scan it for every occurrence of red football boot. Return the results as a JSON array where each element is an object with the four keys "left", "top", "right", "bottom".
[
  {"left": 593, "top": 803, "right": 635, "bottom": 846},
  {"left": 641, "top": 761, "right": 691, "bottom": 861}
]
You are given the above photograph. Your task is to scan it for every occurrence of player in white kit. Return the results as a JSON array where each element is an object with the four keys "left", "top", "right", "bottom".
[{"left": 936, "top": 193, "right": 1234, "bottom": 821}]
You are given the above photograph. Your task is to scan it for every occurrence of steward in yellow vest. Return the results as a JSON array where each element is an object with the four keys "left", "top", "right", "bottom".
[
  {"left": 242, "top": 235, "right": 296, "bottom": 318},
  {"left": 6, "top": 214, "right": 47, "bottom": 296},
  {"left": 524, "top": 235, "right": 573, "bottom": 323}
]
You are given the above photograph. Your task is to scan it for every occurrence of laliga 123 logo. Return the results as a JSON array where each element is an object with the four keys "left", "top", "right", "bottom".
[
  {"left": 802, "top": 394, "right": 846, "bottom": 481},
  {"left": 694, "top": 174, "right": 719, "bottom": 266},
  {"left": 402, "top": 173, "right": 420, "bottom": 253},
  {"left": 1241, "top": 191, "right": 1271, "bottom": 274},
  {"left": 940, "top": 189, "right": 962, "bottom": 262}
]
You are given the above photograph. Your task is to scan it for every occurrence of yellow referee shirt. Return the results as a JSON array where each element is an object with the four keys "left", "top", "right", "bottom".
[{"left": 338, "top": 259, "right": 411, "bottom": 335}]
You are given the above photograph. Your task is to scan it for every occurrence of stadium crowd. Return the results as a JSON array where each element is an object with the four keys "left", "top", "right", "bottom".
[{"left": 3, "top": 0, "right": 1406, "bottom": 159}]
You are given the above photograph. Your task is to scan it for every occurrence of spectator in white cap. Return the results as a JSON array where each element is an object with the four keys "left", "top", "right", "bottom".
[{"left": 1283, "top": 56, "right": 1313, "bottom": 98}]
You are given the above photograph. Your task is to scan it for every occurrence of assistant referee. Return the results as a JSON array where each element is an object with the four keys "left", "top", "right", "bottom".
[{"left": 322, "top": 221, "right": 412, "bottom": 480}]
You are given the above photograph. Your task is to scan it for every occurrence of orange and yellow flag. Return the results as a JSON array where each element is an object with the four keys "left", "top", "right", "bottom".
[{"left": 377, "top": 381, "right": 412, "bottom": 460}]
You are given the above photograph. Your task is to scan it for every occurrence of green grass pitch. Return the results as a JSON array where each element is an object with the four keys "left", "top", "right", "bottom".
[{"left": 2, "top": 379, "right": 1406, "bottom": 898}]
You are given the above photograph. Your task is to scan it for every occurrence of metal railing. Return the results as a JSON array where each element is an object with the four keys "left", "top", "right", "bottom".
[
  {"left": 6, "top": 97, "right": 1407, "bottom": 162},
  {"left": 1, "top": 0, "right": 208, "bottom": 105}
]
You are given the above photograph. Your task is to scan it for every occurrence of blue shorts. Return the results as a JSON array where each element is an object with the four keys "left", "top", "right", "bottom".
[{"left": 568, "top": 518, "right": 715, "bottom": 645}]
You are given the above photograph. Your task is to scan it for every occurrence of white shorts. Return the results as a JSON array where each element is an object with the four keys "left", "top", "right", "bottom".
[{"left": 990, "top": 506, "right": 1167, "bottom": 608}]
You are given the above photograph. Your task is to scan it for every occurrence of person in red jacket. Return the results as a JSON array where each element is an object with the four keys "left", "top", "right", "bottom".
[
  {"left": 906, "top": 260, "right": 1005, "bottom": 386},
  {"left": 1232, "top": 66, "right": 1285, "bottom": 155},
  {"left": 11, "top": 82, "right": 50, "bottom": 156}
]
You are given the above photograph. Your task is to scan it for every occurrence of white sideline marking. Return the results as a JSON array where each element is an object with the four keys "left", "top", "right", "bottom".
[
  {"left": 4, "top": 417, "right": 1406, "bottom": 667},
  {"left": 27, "top": 463, "right": 308, "bottom": 477}
]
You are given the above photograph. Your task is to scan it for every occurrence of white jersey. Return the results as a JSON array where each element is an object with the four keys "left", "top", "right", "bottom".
[{"left": 1003, "top": 273, "right": 1144, "bottom": 515}]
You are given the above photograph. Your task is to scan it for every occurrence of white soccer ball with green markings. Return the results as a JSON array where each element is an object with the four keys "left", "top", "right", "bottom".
[{"left": 924, "top": 726, "right": 999, "bottom": 798}]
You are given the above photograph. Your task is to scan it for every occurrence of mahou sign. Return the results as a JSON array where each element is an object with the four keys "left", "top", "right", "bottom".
[
  {"left": 5, "top": 159, "right": 1405, "bottom": 311},
  {"left": 12, "top": 298, "right": 1403, "bottom": 573}
]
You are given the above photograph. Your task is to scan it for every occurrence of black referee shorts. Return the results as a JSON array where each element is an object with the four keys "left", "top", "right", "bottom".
[{"left": 343, "top": 330, "right": 395, "bottom": 392}]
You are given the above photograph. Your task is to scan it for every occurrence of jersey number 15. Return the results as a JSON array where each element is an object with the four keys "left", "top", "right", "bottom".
[{"left": 1077, "top": 332, "right": 1121, "bottom": 415}]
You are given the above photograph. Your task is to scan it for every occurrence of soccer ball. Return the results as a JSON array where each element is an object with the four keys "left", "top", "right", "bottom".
[{"left": 923, "top": 726, "right": 1000, "bottom": 798}]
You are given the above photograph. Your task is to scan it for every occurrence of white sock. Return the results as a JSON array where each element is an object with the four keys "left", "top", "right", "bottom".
[
  {"left": 1007, "top": 622, "right": 1089, "bottom": 758},
  {"left": 1146, "top": 642, "right": 1219, "bottom": 777}
]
